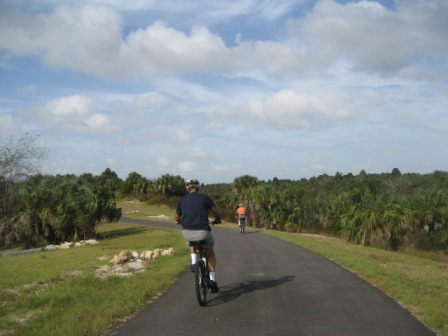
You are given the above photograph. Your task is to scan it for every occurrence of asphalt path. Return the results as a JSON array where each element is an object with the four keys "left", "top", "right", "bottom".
[{"left": 108, "top": 218, "right": 435, "bottom": 336}]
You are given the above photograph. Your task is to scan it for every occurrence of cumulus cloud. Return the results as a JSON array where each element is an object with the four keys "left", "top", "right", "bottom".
[
  {"left": 289, "top": 0, "right": 448, "bottom": 78},
  {"left": 0, "top": 5, "right": 125, "bottom": 76},
  {"left": 0, "top": 4, "right": 307, "bottom": 81},
  {"left": 20, "top": 95, "right": 118, "bottom": 134},
  {"left": 217, "top": 89, "right": 358, "bottom": 130},
  {"left": 1, "top": 1, "right": 447, "bottom": 83},
  {"left": 123, "top": 21, "right": 229, "bottom": 75}
]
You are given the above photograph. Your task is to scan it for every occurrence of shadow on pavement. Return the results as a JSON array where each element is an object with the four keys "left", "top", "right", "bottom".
[{"left": 206, "top": 275, "right": 295, "bottom": 306}]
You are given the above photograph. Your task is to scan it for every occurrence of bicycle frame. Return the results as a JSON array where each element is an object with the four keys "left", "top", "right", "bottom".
[
  {"left": 239, "top": 217, "right": 246, "bottom": 234},
  {"left": 190, "top": 241, "right": 210, "bottom": 306}
]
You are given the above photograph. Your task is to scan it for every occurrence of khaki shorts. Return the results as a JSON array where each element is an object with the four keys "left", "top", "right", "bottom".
[{"left": 182, "top": 230, "right": 215, "bottom": 249}]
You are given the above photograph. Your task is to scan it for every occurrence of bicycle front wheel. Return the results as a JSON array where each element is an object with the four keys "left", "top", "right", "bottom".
[{"left": 194, "top": 260, "right": 207, "bottom": 306}]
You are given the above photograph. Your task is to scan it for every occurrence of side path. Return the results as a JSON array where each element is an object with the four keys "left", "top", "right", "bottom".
[{"left": 109, "top": 218, "right": 435, "bottom": 336}]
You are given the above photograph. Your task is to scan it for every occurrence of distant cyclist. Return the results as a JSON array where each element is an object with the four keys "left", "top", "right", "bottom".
[
  {"left": 236, "top": 203, "right": 247, "bottom": 234},
  {"left": 176, "top": 178, "right": 222, "bottom": 293}
]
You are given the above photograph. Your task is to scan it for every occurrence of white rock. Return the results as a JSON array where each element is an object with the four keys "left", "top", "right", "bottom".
[
  {"left": 141, "top": 250, "right": 154, "bottom": 260},
  {"left": 110, "top": 250, "right": 131, "bottom": 264},
  {"left": 127, "top": 260, "right": 145, "bottom": 272},
  {"left": 161, "top": 248, "right": 174, "bottom": 256},
  {"left": 153, "top": 248, "right": 163, "bottom": 258}
]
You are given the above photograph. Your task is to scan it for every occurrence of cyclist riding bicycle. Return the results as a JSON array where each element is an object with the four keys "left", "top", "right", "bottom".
[
  {"left": 176, "top": 178, "right": 222, "bottom": 293},
  {"left": 236, "top": 203, "right": 247, "bottom": 233}
]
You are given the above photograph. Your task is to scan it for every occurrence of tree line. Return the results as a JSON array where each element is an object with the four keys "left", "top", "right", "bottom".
[
  {"left": 1, "top": 135, "right": 447, "bottom": 252},
  {"left": 210, "top": 171, "right": 448, "bottom": 252},
  {"left": 102, "top": 168, "right": 448, "bottom": 253}
]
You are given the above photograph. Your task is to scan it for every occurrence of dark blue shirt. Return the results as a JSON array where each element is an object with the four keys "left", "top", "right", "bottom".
[{"left": 176, "top": 192, "right": 215, "bottom": 231}]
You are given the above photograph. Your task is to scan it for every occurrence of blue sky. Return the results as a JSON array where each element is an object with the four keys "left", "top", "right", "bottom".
[{"left": 1, "top": 0, "right": 447, "bottom": 183}]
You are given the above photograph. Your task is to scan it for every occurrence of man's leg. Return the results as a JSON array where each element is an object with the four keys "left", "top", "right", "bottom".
[
  {"left": 205, "top": 247, "right": 219, "bottom": 292},
  {"left": 188, "top": 245, "right": 197, "bottom": 272},
  {"left": 205, "top": 247, "right": 216, "bottom": 272}
]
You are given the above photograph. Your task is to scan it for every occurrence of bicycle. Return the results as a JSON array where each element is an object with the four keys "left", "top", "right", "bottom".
[
  {"left": 238, "top": 217, "right": 246, "bottom": 234},
  {"left": 178, "top": 219, "right": 220, "bottom": 306},
  {"left": 189, "top": 240, "right": 210, "bottom": 306}
]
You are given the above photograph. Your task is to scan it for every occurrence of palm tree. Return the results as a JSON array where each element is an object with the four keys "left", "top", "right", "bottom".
[
  {"left": 359, "top": 208, "right": 379, "bottom": 246},
  {"left": 339, "top": 206, "right": 360, "bottom": 243},
  {"left": 232, "top": 175, "right": 259, "bottom": 198},
  {"left": 156, "top": 174, "right": 185, "bottom": 196},
  {"left": 382, "top": 200, "right": 403, "bottom": 250}
]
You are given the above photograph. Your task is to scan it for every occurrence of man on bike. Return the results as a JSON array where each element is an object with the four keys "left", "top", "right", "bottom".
[{"left": 176, "top": 179, "right": 222, "bottom": 293}]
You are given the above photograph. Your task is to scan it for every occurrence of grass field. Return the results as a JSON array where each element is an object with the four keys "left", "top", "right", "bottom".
[
  {"left": 1, "top": 200, "right": 447, "bottom": 336},
  {"left": 0, "top": 221, "right": 189, "bottom": 336}
]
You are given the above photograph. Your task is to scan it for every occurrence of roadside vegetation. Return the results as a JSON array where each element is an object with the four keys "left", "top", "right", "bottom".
[{"left": 2, "top": 135, "right": 447, "bottom": 255}]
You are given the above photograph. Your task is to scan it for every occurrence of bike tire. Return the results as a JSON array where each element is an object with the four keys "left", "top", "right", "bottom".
[
  {"left": 240, "top": 219, "right": 246, "bottom": 234},
  {"left": 194, "top": 260, "right": 207, "bottom": 306}
]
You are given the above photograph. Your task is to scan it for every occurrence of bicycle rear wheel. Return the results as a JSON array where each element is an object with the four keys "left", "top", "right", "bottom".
[
  {"left": 240, "top": 219, "right": 246, "bottom": 234},
  {"left": 194, "top": 260, "right": 207, "bottom": 306}
]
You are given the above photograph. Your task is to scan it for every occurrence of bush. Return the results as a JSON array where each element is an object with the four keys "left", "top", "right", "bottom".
[
  {"left": 146, "top": 195, "right": 179, "bottom": 208},
  {"left": 413, "top": 232, "right": 447, "bottom": 251}
]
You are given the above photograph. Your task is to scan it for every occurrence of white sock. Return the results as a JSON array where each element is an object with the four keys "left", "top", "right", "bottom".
[
  {"left": 191, "top": 253, "right": 197, "bottom": 264},
  {"left": 209, "top": 272, "right": 216, "bottom": 281}
]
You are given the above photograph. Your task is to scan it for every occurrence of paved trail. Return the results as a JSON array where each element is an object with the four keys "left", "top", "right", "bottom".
[{"left": 109, "top": 218, "right": 435, "bottom": 336}]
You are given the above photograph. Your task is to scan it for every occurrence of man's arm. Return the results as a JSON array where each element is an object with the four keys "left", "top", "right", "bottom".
[{"left": 210, "top": 206, "right": 222, "bottom": 224}]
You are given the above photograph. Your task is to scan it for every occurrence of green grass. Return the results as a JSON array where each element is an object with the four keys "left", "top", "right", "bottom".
[
  {"left": 118, "top": 199, "right": 174, "bottom": 221},
  {"left": 261, "top": 231, "right": 448, "bottom": 336},
  {"left": 0, "top": 221, "right": 189, "bottom": 336}
]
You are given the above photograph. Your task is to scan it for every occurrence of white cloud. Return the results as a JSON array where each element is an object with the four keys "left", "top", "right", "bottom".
[
  {"left": 175, "top": 130, "right": 192, "bottom": 143},
  {"left": 217, "top": 89, "right": 359, "bottom": 130},
  {"left": 0, "top": 5, "right": 125, "bottom": 76},
  {"left": 178, "top": 161, "right": 197, "bottom": 173},
  {"left": 191, "top": 147, "right": 210, "bottom": 159},
  {"left": 289, "top": 0, "right": 448, "bottom": 78},
  {"left": 133, "top": 92, "right": 172, "bottom": 111},
  {"left": 20, "top": 95, "right": 118, "bottom": 134},
  {"left": 0, "top": 4, "right": 308, "bottom": 82},
  {"left": 85, "top": 114, "right": 112, "bottom": 131}
]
